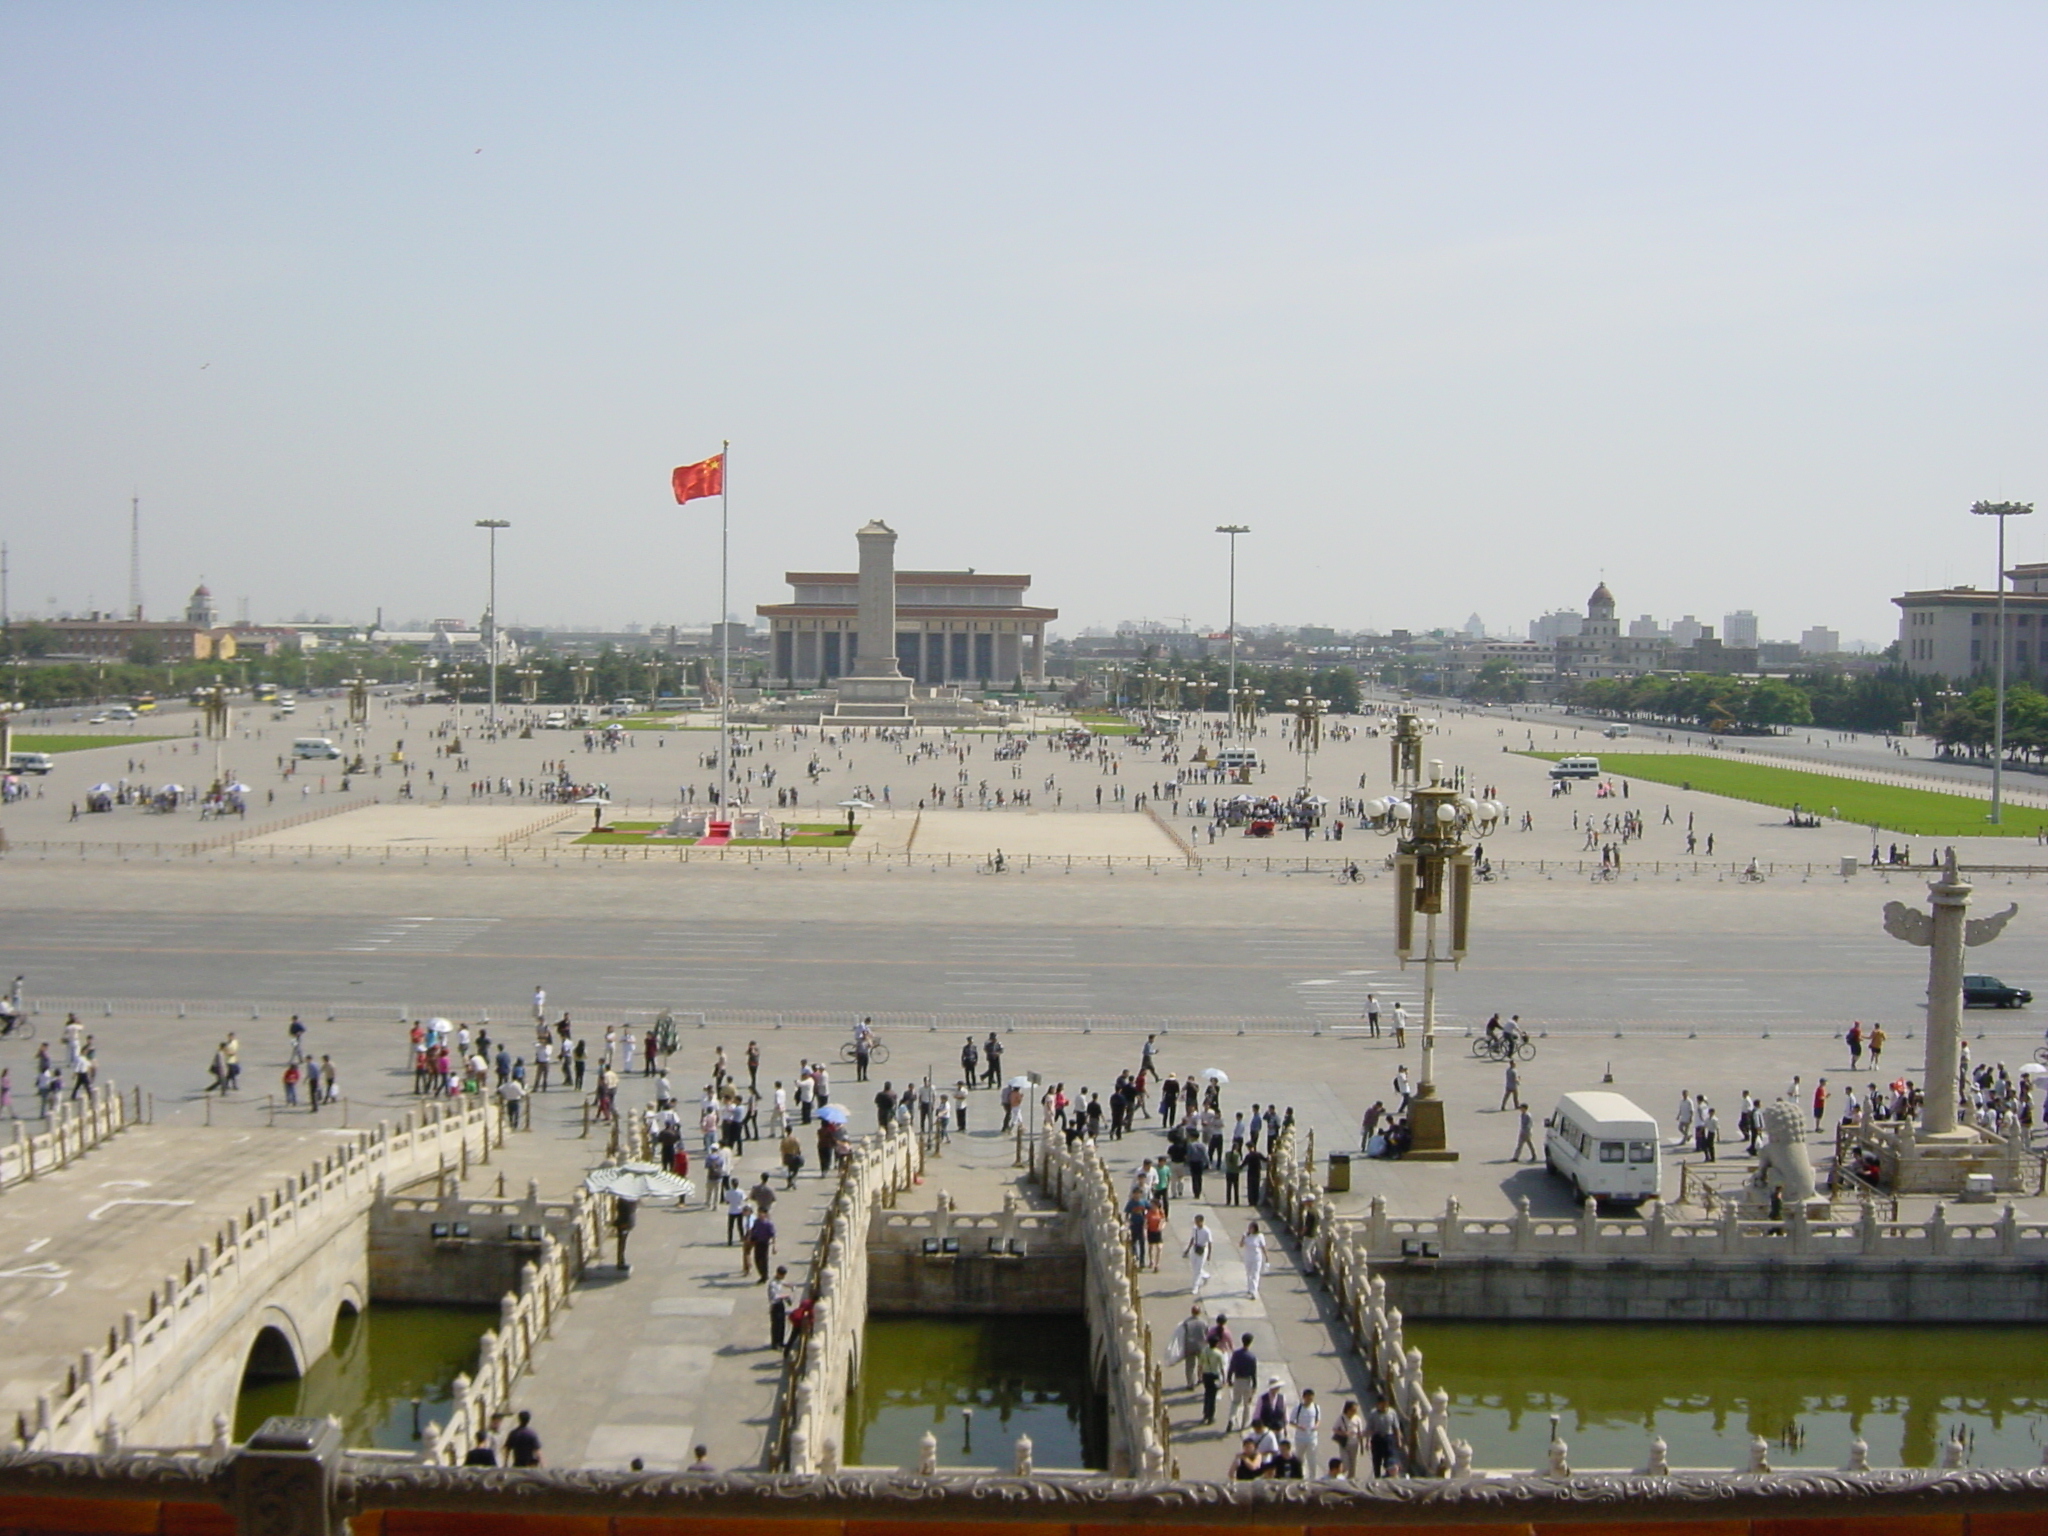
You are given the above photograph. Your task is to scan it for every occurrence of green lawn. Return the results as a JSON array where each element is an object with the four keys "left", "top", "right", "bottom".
[
  {"left": 11, "top": 733, "right": 177, "bottom": 754},
  {"left": 1521, "top": 752, "right": 2048, "bottom": 838},
  {"left": 573, "top": 819, "right": 857, "bottom": 847},
  {"left": 1072, "top": 712, "right": 1141, "bottom": 736}
]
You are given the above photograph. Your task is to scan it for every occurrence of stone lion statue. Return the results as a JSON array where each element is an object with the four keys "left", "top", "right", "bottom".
[{"left": 1754, "top": 1099, "right": 1816, "bottom": 1203}]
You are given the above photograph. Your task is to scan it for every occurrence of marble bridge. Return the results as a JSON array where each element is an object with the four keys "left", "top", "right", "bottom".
[{"left": 5, "top": 1100, "right": 501, "bottom": 1455}]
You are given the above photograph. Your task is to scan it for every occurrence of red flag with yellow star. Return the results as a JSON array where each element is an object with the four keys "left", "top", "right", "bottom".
[{"left": 672, "top": 454, "right": 724, "bottom": 504}]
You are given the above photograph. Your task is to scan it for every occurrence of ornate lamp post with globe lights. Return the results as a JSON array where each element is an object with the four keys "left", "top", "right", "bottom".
[
  {"left": 1229, "top": 684, "right": 1262, "bottom": 738},
  {"left": 1365, "top": 745, "right": 1505, "bottom": 1161}
]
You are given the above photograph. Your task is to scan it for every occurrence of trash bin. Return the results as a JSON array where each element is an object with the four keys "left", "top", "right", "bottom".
[
  {"left": 1326, "top": 1152, "right": 1351, "bottom": 1193},
  {"left": 1840, "top": 856, "right": 1859, "bottom": 878}
]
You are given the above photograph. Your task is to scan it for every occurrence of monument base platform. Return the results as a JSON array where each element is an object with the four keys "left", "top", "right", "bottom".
[
  {"left": 1404, "top": 1095, "right": 1460, "bottom": 1161},
  {"left": 835, "top": 674, "right": 914, "bottom": 706}
]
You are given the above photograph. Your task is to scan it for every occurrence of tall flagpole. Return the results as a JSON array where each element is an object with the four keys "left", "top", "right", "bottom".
[{"left": 718, "top": 440, "right": 731, "bottom": 814}]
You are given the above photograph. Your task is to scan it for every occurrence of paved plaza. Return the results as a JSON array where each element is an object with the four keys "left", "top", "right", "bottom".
[{"left": 5, "top": 698, "right": 2048, "bottom": 1469}]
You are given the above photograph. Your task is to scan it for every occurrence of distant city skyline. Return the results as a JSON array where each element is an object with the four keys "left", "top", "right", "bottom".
[{"left": 5, "top": 6, "right": 2046, "bottom": 645}]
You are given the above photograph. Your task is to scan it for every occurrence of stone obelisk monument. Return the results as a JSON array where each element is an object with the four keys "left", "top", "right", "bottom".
[{"left": 836, "top": 520, "right": 913, "bottom": 709}]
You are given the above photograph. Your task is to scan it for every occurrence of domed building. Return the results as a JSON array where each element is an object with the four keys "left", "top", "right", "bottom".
[{"left": 1554, "top": 581, "right": 1675, "bottom": 679}]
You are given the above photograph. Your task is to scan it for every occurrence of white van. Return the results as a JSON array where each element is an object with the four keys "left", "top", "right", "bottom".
[
  {"left": 1544, "top": 1091, "right": 1661, "bottom": 1208},
  {"left": 1602, "top": 724, "right": 1631, "bottom": 739},
  {"left": 1548, "top": 755, "right": 1601, "bottom": 780},
  {"left": 1215, "top": 748, "right": 1261, "bottom": 772},
  {"left": 292, "top": 737, "right": 342, "bottom": 760},
  {"left": 7, "top": 752, "right": 55, "bottom": 775}
]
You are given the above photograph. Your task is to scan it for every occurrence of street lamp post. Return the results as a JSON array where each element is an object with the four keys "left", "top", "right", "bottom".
[
  {"left": 1216, "top": 525, "right": 1249, "bottom": 735},
  {"left": 1286, "top": 692, "right": 1324, "bottom": 793},
  {"left": 1367, "top": 748, "right": 1504, "bottom": 1162},
  {"left": 1971, "top": 501, "right": 2032, "bottom": 824},
  {"left": 475, "top": 519, "right": 510, "bottom": 731}
]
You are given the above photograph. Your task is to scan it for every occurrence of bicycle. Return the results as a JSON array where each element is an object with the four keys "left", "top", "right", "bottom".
[
  {"left": 839, "top": 1038, "right": 891, "bottom": 1066},
  {"left": 1472, "top": 1032, "right": 1535, "bottom": 1063},
  {"left": 0, "top": 1015, "right": 34, "bottom": 1045}
]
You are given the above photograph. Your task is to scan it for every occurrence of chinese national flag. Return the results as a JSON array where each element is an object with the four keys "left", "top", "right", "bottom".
[{"left": 672, "top": 453, "right": 724, "bottom": 504}]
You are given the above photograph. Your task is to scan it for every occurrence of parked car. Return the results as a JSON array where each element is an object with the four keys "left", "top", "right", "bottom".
[{"left": 1963, "top": 974, "right": 2032, "bottom": 1008}]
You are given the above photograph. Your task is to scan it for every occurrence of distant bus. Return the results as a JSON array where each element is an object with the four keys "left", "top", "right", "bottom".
[
  {"left": 254, "top": 683, "right": 279, "bottom": 703},
  {"left": 131, "top": 693, "right": 157, "bottom": 713}
]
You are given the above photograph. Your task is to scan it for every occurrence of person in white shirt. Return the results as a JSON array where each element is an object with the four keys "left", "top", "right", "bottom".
[
  {"left": 1291, "top": 1388, "right": 1321, "bottom": 1469},
  {"left": 1241, "top": 1221, "right": 1268, "bottom": 1300},
  {"left": 1182, "top": 1213, "right": 1213, "bottom": 1295}
]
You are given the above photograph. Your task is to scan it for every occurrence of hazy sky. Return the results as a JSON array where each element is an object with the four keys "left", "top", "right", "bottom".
[{"left": 5, "top": 4, "right": 2046, "bottom": 646}]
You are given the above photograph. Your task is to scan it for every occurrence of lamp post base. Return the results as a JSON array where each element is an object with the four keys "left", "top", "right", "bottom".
[{"left": 1404, "top": 1093, "right": 1459, "bottom": 1161}]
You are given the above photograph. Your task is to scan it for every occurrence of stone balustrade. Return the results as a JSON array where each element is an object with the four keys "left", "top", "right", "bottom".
[
  {"left": 780, "top": 1124, "right": 925, "bottom": 1474},
  {"left": 419, "top": 1189, "right": 602, "bottom": 1466},
  {"left": 0, "top": 1082, "right": 127, "bottom": 1190},
  {"left": 1033, "top": 1135, "right": 1169, "bottom": 1478},
  {"left": 869, "top": 1204, "right": 1072, "bottom": 1252},
  {"left": 1365, "top": 1191, "right": 2048, "bottom": 1261},
  {"left": 17, "top": 1096, "right": 502, "bottom": 1454}
]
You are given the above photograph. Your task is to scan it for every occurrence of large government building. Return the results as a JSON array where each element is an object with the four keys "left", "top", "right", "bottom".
[
  {"left": 757, "top": 567, "right": 1056, "bottom": 687},
  {"left": 1894, "top": 563, "right": 2048, "bottom": 678}
]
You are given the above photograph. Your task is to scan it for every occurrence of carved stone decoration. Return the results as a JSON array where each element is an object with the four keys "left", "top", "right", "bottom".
[
  {"left": 1965, "top": 902, "right": 2020, "bottom": 948},
  {"left": 323, "top": 1461, "right": 2048, "bottom": 1523},
  {"left": 229, "top": 1416, "right": 344, "bottom": 1536}
]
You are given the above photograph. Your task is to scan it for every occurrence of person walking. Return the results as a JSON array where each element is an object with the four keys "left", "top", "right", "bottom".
[
  {"left": 1291, "top": 1389, "right": 1321, "bottom": 1472},
  {"left": 1333, "top": 1400, "right": 1366, "bottom": 1480},
  {"left": 748, "top": 1211, "right": 775, "bottom": 1282},
  {"left": 1223, "top": 1143, "right": 1243, "bottom": 1205},
  {"left": 1241, "top": 1221, "right": 1268, "bottom": 1300},
  {"left": 1363, "top": 994, "right": 1381, "bottom": 1038},
  {"left": 1701, "top": 1105, "right": 1720, "bottom": 1163},
  {"left": 1183, "top": 1213, "right": 1214, "bottom": 1295},
  {"left": 1869, "top": 1023, "right": 1886, "bottom": 1069},
  {"left": 1365, "top": 1397, "right": 1400, "bottom": 1477},
  {"left": 1198, "top": 1333, "right": 1226, "bottom": 1426},
  {"left": 1391, "top": 1002, "right": 1408, "bottom": 1048},
  {"left": 1500, "top": 1061, "right": 1522, "bottom": 1112},
  {"left": 1244, "top": 1143, "right": 1267, "bottom": 1205},
  {"left": 1226, "top": 1332, "right": 1259, "bottom": 1430},
  {"left": 767, "top": 1266, "right": 793, "bottom": 1350},
  {"left": 1846, "top": 1022, "right": 1864, "bottom": 1071},
  {"left": 504, "top": 1409, "right": 542, "bottom": 1467},
  {"left": 1511, "top": 1104, "right": 1537, "bottom": 1162},
  {"left": 1174, "top": 1305, "right": 1208, "bottom": 1390},
  {"left": 1813, "top": 1078, "right": 1830, "bottom": 1134}
]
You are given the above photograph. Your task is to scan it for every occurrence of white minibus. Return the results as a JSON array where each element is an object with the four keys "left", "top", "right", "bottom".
[{"left": 1544, "top": 1091, "right": 1661, "bottom": 1208}]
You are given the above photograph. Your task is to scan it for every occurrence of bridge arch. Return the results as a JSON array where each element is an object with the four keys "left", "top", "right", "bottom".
[{"left": 241, "top": 1306, "right": 310, "bottom": 1384}]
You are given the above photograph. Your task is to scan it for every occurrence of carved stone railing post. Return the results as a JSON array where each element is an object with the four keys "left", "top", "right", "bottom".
[{"left": 227, "top": 1414, "right": 344, "bottom": 1536}]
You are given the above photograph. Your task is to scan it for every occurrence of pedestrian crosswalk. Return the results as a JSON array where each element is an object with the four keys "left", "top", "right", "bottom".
[
  {"left": 944, "top": 933, "right": 1092, "bottom": 1012},
  {"left": 583, "top": 928, "right": 766, "bottom": 1006},
  {"left": 331, "top": 917, "right": 499, "bottom": 954}
]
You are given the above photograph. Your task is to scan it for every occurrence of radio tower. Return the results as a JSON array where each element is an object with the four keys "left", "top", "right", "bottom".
[{"left": 128, "top": 496, "right": 143, "bottom": 620}]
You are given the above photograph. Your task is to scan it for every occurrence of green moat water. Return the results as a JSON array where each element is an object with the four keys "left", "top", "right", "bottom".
[
  {"left": 235, "top": 1305, "right": 497, "bottom": 1451},
  {"left": 1407, "top": 1322, "right": 2048, "bottom": 1470},
  {"left": 847, "top": 1316, "right": 1107, "bottom": 1470}
]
